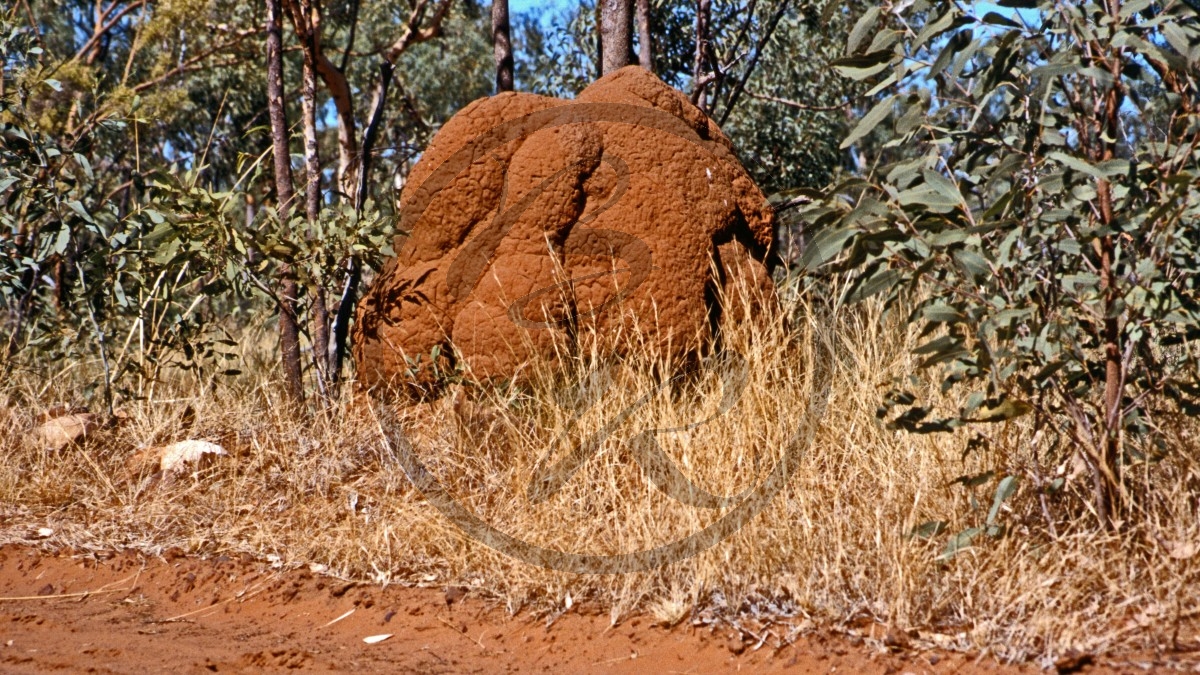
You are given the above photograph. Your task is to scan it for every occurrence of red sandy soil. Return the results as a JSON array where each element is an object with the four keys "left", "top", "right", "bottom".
[{"left": 0, "top": 545, "right": 1176, "bottom": 674}]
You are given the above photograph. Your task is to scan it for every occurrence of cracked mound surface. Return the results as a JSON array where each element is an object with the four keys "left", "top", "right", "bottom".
[{"left": 353, "top": 66, "right": 775, "bottom": 394}]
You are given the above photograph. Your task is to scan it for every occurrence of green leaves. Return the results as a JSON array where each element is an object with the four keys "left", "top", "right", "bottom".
[
  {"left": 846, "top": 7, "right": 881, "bottom": 55},
  {"left": 941, "top": 527, "right": 982, "bottom": 561},
  {"left": 798, "top": 227, "right": 857, "bottom": 271},
  {"left": 841, "top": 95, "right": 896, "bottom": 149},
  {"left": 803, "top": 0, "right": 1200, "bottom": 538},
  {"left": 934, "top": 473, "right": 1019, "bottom": 561},
  {"left": 986, "top": 476, "right": 1018, "bottom": 529},
  {"left": 831, "top": 52, "right": 894, "bottom": 81},
  {"left": 0, "top": 15, "right": 395, "bottom": 395},
  {"left": 914, "top": 8, "right": 960, "bottom": 51},
  {"left": 897, "top": 184, "right": 962, "bottom": 213},
  {"left": 1046, "top": 152, "right": 1107, "bottom": 180},
  {"left": 969, "top": 397, "right": 1032, "bottom": 423}
]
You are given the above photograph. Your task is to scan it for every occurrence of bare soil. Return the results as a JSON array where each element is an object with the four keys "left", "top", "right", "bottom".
[{"left": 0, "top": 545, "right": 1180, "bottom": 674}]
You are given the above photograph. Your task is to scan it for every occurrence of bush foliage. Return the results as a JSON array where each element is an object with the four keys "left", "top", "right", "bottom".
[{"left": 799, "top": 0, "right": 1200, "bottom": 527}]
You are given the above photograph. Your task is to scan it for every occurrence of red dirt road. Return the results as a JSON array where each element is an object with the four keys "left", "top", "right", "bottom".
[{"left": 0, "top": 545, "right": 1154, "bottom": 673}]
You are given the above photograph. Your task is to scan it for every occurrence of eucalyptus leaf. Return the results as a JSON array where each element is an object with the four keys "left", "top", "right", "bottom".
[
  {"left": 986, "top": 476, "right": 1018, "bottom": 527},
  {"left": 841, "top": 95, "right": 897, "bottom": 149}
]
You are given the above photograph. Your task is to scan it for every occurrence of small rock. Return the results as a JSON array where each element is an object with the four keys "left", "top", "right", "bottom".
[
  {"left": 1054, "top": 651, "right": 1094, "bottom": 674},
  {"left": 444, "top": 586, "right": 467, "bottom": 607},
  {"left": 727, "top": 636, "right": 747, "bottom": 655},
  {"left": 127, "top": 440, "right": 227, "bottom": 476},
  {"left": 28, "top": 413, "right": 100, "bottom": 451},
  {"left": 158, "top": 440, "right": 227, "bottom": 474},
  {"left": 1167, "top": 540, "right": 1198, "bottom": 560},
  {"left": 883, "top": 626, "right": 911, "bottom": 650}
]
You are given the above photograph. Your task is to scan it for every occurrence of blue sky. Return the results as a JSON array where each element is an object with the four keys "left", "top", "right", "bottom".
[{"left": 510, "top": 0, "right": 569, "bottom": 18}]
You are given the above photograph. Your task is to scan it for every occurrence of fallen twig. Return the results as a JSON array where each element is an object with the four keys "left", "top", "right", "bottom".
[
  {"left": 0, "top": 571, "right": 140, "bottom": 602},
  {"left": 437, "top": 614, "right": 489, "bottom": 651}
]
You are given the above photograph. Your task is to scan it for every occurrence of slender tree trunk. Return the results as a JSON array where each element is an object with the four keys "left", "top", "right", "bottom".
[
  {"left": 325, "top": 0, "right": 360, "bottom": 199},
  {"left": 692, "top": 0, "right": 710, "bottom": 111},
  {"left": 295, "top": 1, "right": 332, "bottom": 399},
  {"left": 1098, "top": 225, "right": 1122, "bottom": 523},
  {"left": 4, "top": 264, "right": 38, "bottom": 363},
  {"left": 356, "top": 63, "right": 394, "bottom": 213},
  {"left": 290, "top": 3, "right": 357, "bottom": 199},
  {"left": 329, "top": 61, "right": 393, "bottom": 387},
  {"left": 267, "top": 0, "right": 296, "bottom": 232},
  {"left": 317, "top": 57, "right": 358, "bottom": 199},
  {"left": 599, "top": 0, "right": 634, "bottom": 75},
  {"left": 1093, "top": 0, "right": 1126, "bottom": 527},
  {"left": 636, "top": 0, "right": 652, "bottom": 71},
  {"left": 595, "top": 2, "right": 604, "bottom": 79},
  {"left": 493, "top": 0, "right": 514, "bottom": 91},
  {"left": 266, "top": 0, "right": 305, "bottom": 404}
]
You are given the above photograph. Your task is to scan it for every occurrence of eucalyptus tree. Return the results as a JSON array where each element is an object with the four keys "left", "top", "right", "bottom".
[
  {"left": 1, "top": 1, "right": 270, "bottom": 389},
  {"left": 637, "top": 0, "right": 653, "bottom": 70},
  {"left": 800, "top": 0, "right": 1200, "bottom": 530},
  {"left": 493, "top": 0, "right": 514, "bottom": 91},
  {"left": 1, "top": 0, "right": 494, "bottom": 404},
  {"left": 599, "top": 0, "right": 635, "bottom": 74}
]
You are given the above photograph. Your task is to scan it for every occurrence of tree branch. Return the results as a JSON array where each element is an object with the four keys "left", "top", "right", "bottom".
[
  {"left": 72, "top": 0, "right": 147, "bottom": 64},
  {"left": 717, "top": 0, "right": 788, "bottom": 127},
  {"left": 384, "top": 0, "right": 454, "bottom": 64},
  {"left": 744, "top": 89, "right": 850, "bottom": 111},
  {"left": 340, "top": 0, "right": 360, "bottom": 73}
]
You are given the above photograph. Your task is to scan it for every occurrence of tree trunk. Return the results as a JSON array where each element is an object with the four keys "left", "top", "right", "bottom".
[
  {"left": 266, "top": 0, "right": 305, "bottom": 405},
  {"left": 1098, "top": 225, "right": 1123, "bottom": 525},
  {"left": 692, "top": 0, "right": 710, "bottom": 111},
  {"left": 277, "top": 0, "right": 453, "bottom": 394},
  {"left": 1093, "top": 0, "right": 1126, "bottom": 528},
  {"left": 493, "top": 0, "right": 514, "bottom": 91},
  {"left": 636, "top": 0, "right": 652, "bottom": 71},
  {"left": 326, "top": 62, "right": 393, "bottom": 388},
  {"left": 595, "top": 2, "right": 604, "bottom": 79},
  {"left": 599, "top": 0, "right": 634, "bottom": 75},
  {"left": 295, "top": 1, "right": 332, "bottom": 399},
  {"left": 316, "top": 54, "right": 358, "bottom": 199}
]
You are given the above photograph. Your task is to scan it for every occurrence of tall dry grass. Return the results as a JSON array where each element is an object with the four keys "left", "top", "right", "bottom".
[{"left": 1, "top": 281, "right": 1197, "bottom": 664}]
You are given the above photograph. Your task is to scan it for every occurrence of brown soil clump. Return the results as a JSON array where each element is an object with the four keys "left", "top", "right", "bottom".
[{"left": 353, "top": 67, "right": 775, "bottom": 394}]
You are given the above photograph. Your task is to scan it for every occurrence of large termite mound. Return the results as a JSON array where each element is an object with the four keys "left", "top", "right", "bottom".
[{"left": 353, "top": 66, "right": 775, "bottom": 394}]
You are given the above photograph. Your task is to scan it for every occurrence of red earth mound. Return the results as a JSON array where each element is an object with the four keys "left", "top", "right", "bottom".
[{"left": 353, "top": 66, "right": 775, "bottom": 394}]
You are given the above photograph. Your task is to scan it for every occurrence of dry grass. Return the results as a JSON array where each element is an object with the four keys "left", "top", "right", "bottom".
[{"left": 1, "top": 283, "right": 1198, "bottom": 665}]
